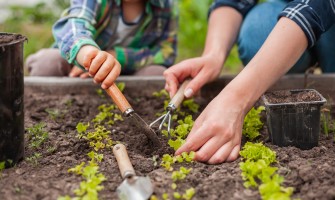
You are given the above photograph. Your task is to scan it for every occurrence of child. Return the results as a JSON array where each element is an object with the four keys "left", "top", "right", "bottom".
[{"left": 26, "top": 0, "right": 178, "bottom": 89}]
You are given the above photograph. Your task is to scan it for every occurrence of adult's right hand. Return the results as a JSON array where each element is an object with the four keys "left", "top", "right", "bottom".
[{"left": 163, "top": 54, "right": 223, "bottom": 98}]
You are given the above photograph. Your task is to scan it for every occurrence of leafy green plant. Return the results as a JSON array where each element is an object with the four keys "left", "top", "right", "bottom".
[
  {"left": 182, "top": 99, "right": 199, "bottom": 113},
  {"left": 242, "top": 106, "right": 265, "bottom": 140},
  {"left": 0, "top": 161, "right": 5, "bottom": 177},
  {"left": 45, "top": 108, "right": 67, "bottom": 121},
  {"left": 26, "top": 123, "right": 49, "bottom": 149},
  {"left": 239, "top": 142, "right": 293, "bottom": 199},
  {"left": 77, "top": 124, "right": 114, "bottom": 151},
  {"left": 92, "top": 104, "right": 123, "bottom": 125},
  {"left": 153, "top": 89, "right": 169, "bottom": 98},
  {"left": 240, "top": 142, "right": 276, "bottom": 165},
  {"left": 60, "top": 152, "right": 106, "bottom": 200},
  {"left": 160, "top": 152, "right": 195, "bottom": 171},
  {"left": 172, "top": 167, "right": 192, "bottom": 182},
  {"left": 26, "top": 153, "right": 42, "bottom": 165}
]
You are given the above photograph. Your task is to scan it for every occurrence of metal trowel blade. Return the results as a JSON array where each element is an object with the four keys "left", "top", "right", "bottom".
[{"left": 117, "top": 176, "right": 154, "bottom": 200}]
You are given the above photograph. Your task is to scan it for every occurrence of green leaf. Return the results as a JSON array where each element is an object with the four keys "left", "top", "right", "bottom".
[{"left": 117, "top": 82, "right": 126, "bottom": 92}]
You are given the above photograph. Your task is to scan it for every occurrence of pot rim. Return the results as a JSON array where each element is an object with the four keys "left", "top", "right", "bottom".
[{"left": 0, "top": 32, "right": 27, "bottom": 47}]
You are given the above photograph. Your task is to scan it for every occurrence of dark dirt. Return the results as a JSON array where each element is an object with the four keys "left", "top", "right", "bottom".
[
  {"left": 0, "top": 86, "right": 335, "bottom": 200},
  {"left": 0, "top": 33, "right": 26, "bottom": 45},
  {"left": 265, "top": 90, "right": 322, "bottom": 104}
]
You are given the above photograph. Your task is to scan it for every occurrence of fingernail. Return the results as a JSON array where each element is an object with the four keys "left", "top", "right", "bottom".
[
  {"left": 101, "top": 84, "right": 107, "bottom": 89},
  {"left": 93, "top": 80, "right": 98, "bottom": 84},
  {"left": 69, "top": 73, "right": 74, "bottom": 77},
  {"left": 184, "top": 88, "right": 193, "bottom": 98}
]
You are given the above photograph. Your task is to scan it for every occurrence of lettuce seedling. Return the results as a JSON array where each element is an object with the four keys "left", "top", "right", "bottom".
[
  {"left": 242, "top": 106, "right": 265, "bottom": 140},
  {"left": 172, "top": 167, "right": 192, "bottom": 181},
  {"left": 168, "top": 137, "right": 186, "bottom": 151},
  {"left": 117, "top": 82, "right": 125, "bottom": 92},
  {"left": 182, "top": 99, "right": 199, "bottom": 113},
  {"left": 240, "top": 142, "right": 276, "bottom": 165},
  {"left": 152, "top": 89, "right": 169, "bottom": 98},
  {"left": 182, "top": 187, "right": 196, "bottom": 200},
  {"left": 259, "top": 176, "right": 293, "bottom": 200}
]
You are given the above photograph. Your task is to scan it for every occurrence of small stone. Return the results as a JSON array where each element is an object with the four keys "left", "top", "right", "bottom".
[{"left": 15, "top": 168, "right": 25, "bottom": 175}]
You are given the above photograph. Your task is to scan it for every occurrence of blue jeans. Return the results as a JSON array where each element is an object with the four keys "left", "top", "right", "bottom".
[{"left": 237, "top": 0, "right": 335, "bottom": 73}]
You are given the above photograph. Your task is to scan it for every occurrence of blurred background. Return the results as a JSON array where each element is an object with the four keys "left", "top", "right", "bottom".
[{"left": 0, "top": 0, "right": 242, "bottom": 75}]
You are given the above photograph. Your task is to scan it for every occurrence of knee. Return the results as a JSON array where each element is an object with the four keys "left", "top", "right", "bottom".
[{"left": 25, "top": 48, "right": 71, "bottom": 76}]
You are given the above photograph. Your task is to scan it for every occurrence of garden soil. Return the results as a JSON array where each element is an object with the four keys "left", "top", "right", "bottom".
[{"left": 0, "top": 87, "right": 335, "bottom": 200}]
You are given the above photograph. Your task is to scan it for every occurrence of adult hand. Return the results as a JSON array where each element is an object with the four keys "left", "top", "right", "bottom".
[
  {"left": 163, "top": 54, "right": 223, "bottom": 98},
  {"left": 69, "top": 66, "right": 90, "bottom": 78},
  {"left": 175, "top": 91, "right": 244, "bottom": 164},
  {"left": 76, "top": 45, "right": 121, "bottom": 89}
]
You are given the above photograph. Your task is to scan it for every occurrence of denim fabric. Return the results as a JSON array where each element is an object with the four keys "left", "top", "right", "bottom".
[{"left": 237, "top": 0, "right": 335, "bottom": 73}]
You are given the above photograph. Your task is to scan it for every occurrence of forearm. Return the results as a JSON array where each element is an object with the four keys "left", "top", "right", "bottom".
[
  {"left": 221, "top": 17, "right": 308, "bottom": 113},
  {"left": 202, "top": 6, "right": 243, "bottom": 65}
]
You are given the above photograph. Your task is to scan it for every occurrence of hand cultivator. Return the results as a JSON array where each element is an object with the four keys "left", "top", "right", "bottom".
[
  {"left": 149, "top": 79, "right": 190, "bottom": 136},
  {"left": 105, "top": 83, "right": 161, "bottom": 147}
]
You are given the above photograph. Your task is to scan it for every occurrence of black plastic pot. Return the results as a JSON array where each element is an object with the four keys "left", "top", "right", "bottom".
[
  {"left": 0, "top": 33, "right": 27, "bottom": 167},
  {"left": 262, "top": 89, "right": 326, "bottom": 149}
]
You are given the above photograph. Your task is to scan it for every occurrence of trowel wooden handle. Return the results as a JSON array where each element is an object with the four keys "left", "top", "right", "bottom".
[
  {"left": 106, "top": 83, "right": 132, "bottom": 113},
  {"left": 113, "top": 143, "right": 136, "bottom": 179},
  {"left": 170, "top": 79, "right": 191, "bottom": 108}
]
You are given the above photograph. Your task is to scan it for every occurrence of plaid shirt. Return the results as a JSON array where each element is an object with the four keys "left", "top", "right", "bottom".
[
  {"left": 210, "top": 0, "right": 335, "bottom": 48},
  {"left": 53, "top": 0, "right": 178, "bottom": 73}
]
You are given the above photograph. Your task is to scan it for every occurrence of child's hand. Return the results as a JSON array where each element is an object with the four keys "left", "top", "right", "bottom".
[
  {"left": 69, "top": 66, "right": 90, "bottom": 78},
  {"left": 76, "top": 45, "right": 121, "bottom": 89}
]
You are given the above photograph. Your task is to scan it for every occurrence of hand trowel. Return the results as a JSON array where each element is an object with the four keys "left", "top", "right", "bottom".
[{"left": 113, "top": 143, "right": 154, "bottom": 200}]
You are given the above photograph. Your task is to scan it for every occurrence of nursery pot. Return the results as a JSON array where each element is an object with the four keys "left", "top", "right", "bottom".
[
  {"left": 0, "top": 33, "right": 26, "bottom": 167},
  {"left": 262, "top": 89, "right": 326, "bottom": 149}
]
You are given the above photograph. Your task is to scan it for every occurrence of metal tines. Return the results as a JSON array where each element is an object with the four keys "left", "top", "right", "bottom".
[{"left": 149, "top": 79, "right": 190, "bottom": 136}]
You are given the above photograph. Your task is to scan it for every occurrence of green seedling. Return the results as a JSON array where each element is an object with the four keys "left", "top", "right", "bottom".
[
  {"left": 45, "top": 108, "right": 66, "bottom": 121},
  {"left": 47, "top": 146, "right": 56, "bottom": 153},
  {"left": 160, "top": 152, "right": 195, "bottom": 171},
  {"left": 243, "top": 106, "right": 265, "bottom": 140},
  {"left": 64, "top": 99, "right": 73, "bottom": 107},
  {"left": 172, "top": 167, "right": 192, "bottom": 182},
  {"left": 26, "top": 153, "right": 41, "bottom": 165},
  {"left": 0, "top": 161, "right": 5, "bottom": 177},
  {"left": 96, "top": 88, "right": 105, "bottom": 99},
  {"left": 321, "top": 108, "right": 332, "bottom": 137},
  {"left": 61, "top": 152, "right": 106, "bottom": 200},
  {"left": 117, "top": 82, "right": 126, "bottom": 92},
  {"left": 26, "top": 122, "right": 49, "bottom": 149},
  {"left": 240, "top": 142, "right": 276, "bottom": 165},
  {"left": 239, "top": 142, "right": 294, "bottom": 199},
  {"left": 152, "top": 89, "right": 169, "bottom": 98},
  {"left": 182, "top": 99, "right": 199, "bottom": 113},
  {"left": 182, "top": 188, "right": 196, "bottom": 200}
]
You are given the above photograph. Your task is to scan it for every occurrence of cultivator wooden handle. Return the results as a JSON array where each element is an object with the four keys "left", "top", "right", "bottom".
[
  {"left": 113, "top": 144, "right": 136, "bottom": 179},
  {"left": 170, "top": 79, "right": 191, "bottom": 109},
  {"left": 105, "top": 83, "right": 132, "bottom": 114}
]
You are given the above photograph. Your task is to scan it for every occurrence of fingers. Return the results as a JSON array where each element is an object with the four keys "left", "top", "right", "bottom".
[
  {"left": 164, "top": 71, "right": 179, "bottom": 97},
  {"left": 175, "top": 125, "right": 212, "bottom": 156},
  {"left": 184, "top": 68, "right": 209, "bottom": 98},
  {"left": 208, "top": 142, "right": 240, "bottom": 164},
  {"left": 80, "top": 47, "right": 99, "bottom": 69},
  {"left": 77, "top": 47, "right": 121, "bottom": 89},
  {"left": 226, "top": 145, "right": 240, "bottom": 162},
  {"left": 164, "top": 59, "right": 196, "bottom": 98},
  {"left": 101, "top": 61, "right": 121, "bottom": 89},
  {"left": 69, "top": 66, "right": 85, "bottom": 77},
  {"left": 88, "top": 51, "right": 108, "bottom": 76}
]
